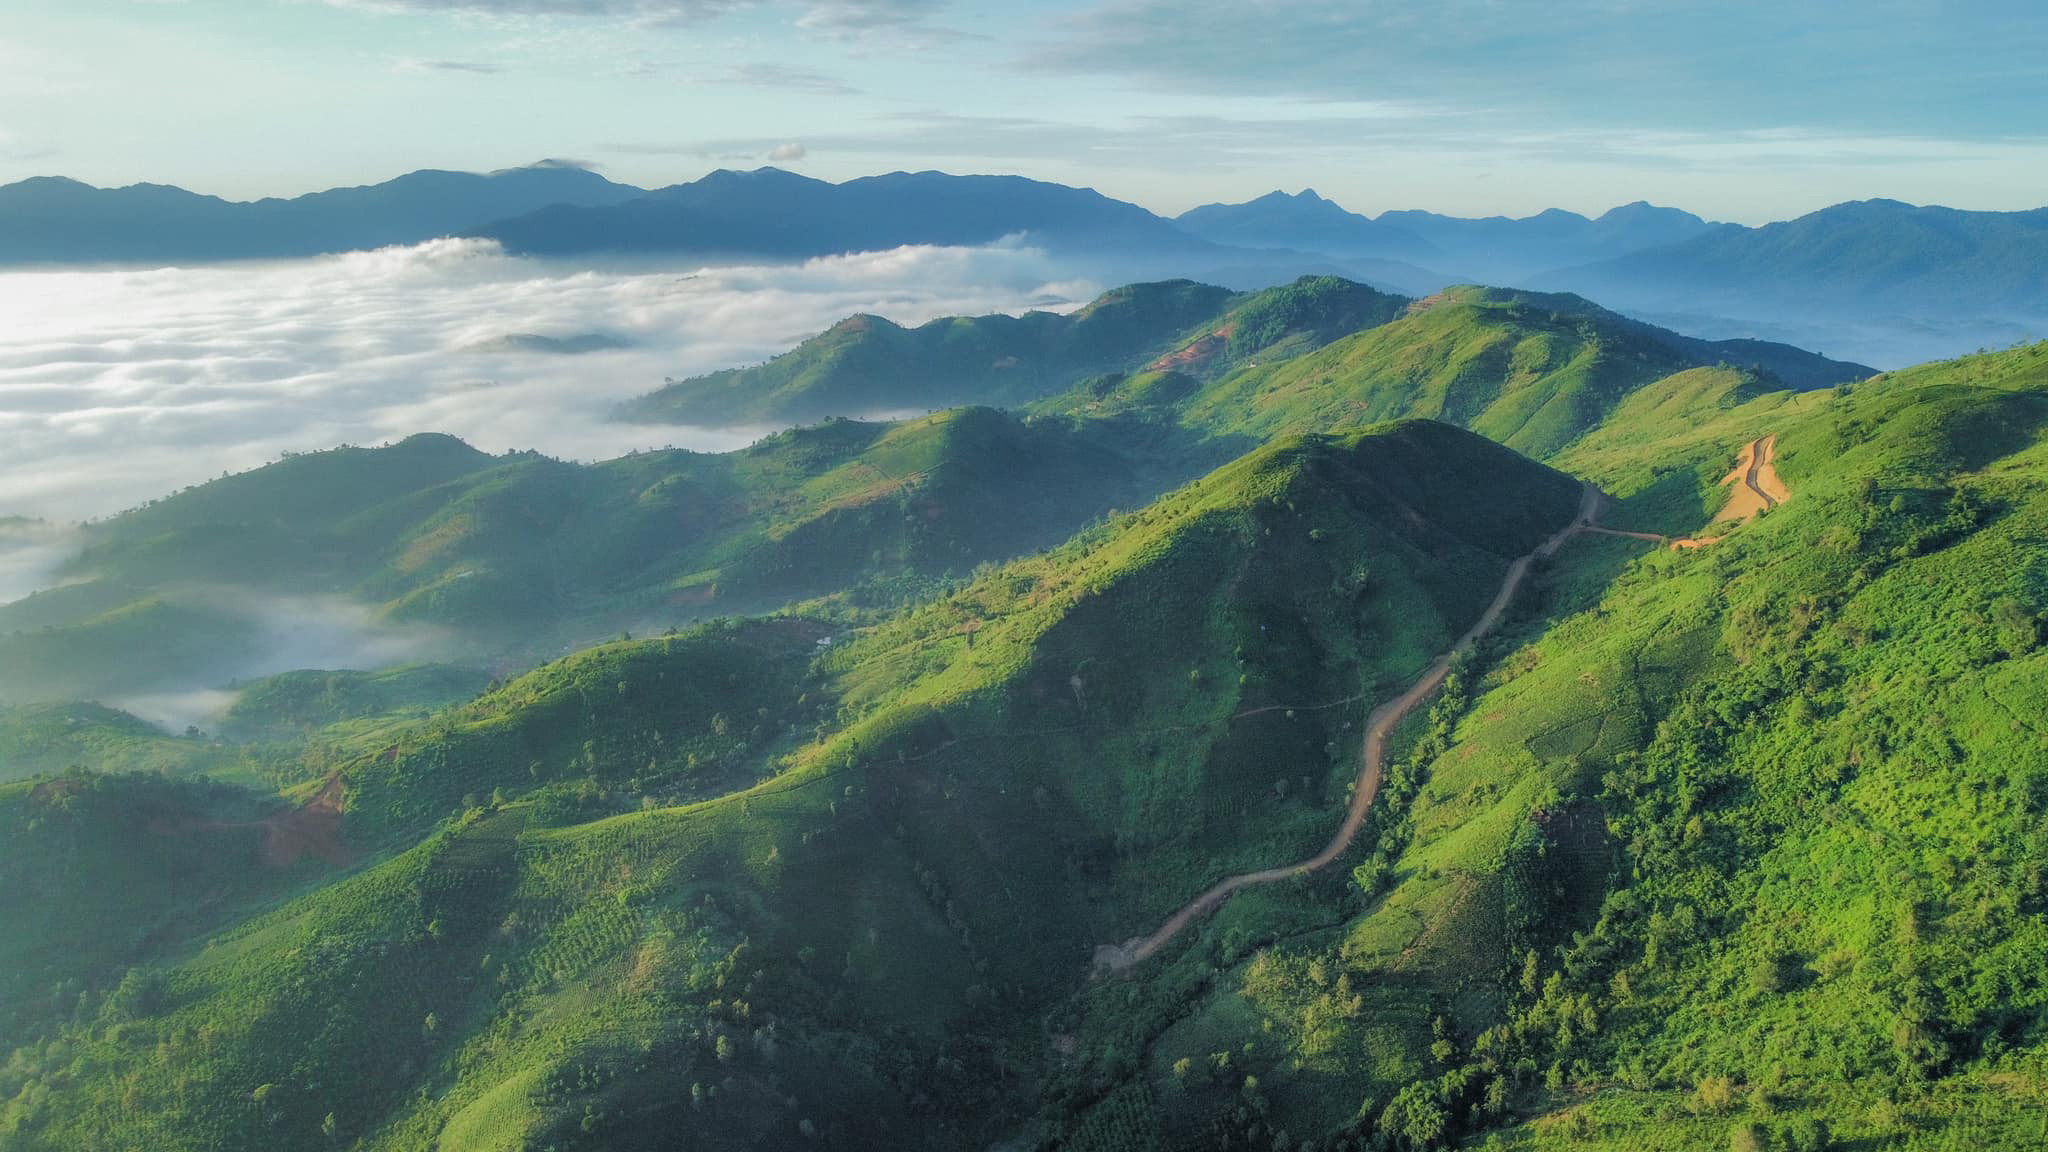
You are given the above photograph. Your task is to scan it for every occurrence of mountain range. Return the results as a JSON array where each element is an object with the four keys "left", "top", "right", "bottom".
[
  {"left": 7, "top": 163, "right": 2042, "bottom": 364},
  {"left": 5, "top": 267, "right": 2047, "bottom": 1149},
  {"left": 621, "top": 276, "right": 1871, "bottom": 429},
  {"left": 1175, "top": 191, "right": 1719, "bottom": 284},
  {"left": 6, "top": 220, "right": 2048, "bottom": 1149},
  {"left": 0, "top": 161, "right": 642, "bottom": 264}
]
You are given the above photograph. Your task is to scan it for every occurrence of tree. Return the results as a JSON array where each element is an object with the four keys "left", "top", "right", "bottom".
[{"left": 1382, "top": 1083, "right": 1447, "bottom": 1149}]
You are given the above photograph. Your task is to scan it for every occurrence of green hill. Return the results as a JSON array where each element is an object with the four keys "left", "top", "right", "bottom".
[
  {"left": 618, "top": 277, "right": 1409, "bottom": 426},
  {"left": 216, "top": 664, "right": 493, "bottom": 744},
  {"left": 0, "top": 421, "right": 1586, "bottom": 1151},
  {"left": 0, "top": 702, "right": 232, "bottom": 782},
  {"left": 0, "top": 771, "right": 304, "bottom": 1041},
  {"left": 1102, "top": 286, "right": 1869, "bottom": 461},
  {"left": 12, "top": 408, "right": 1213, "bottom": 703},
  {"left": 5, "top": 306, "right": 2047, "bottom": 1151},
  {"left": 1045, "top": 341, "right": 2048, "bottom": 1151},
  {"left": 0, "top": 597, "right": 258, "bottom": 703}
]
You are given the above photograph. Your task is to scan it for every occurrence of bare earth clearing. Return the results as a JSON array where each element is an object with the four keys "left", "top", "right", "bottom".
[{"left": 1584, "top": 434, "right": 1786, "bottom": 550}]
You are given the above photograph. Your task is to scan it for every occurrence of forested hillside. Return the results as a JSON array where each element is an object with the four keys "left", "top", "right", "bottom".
[
  {"left": 618, "top": 276, "right": 1409, "bottom": 426},
  {"left": 1, "top": 409, "right": 1214, "bottom": 702},
  {"left": 3, "top": 272, "right": 2045, "bottom": 1152},
  {"left": 0, "top": 421, "right": 1587, "bottom": 1150}
]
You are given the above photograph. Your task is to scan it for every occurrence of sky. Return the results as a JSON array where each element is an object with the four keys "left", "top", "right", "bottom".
[{"left": 2, "top": 1, "right": 2047, "bottom": 223}]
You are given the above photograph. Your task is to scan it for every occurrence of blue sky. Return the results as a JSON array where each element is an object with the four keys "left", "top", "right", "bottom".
[{"left": 2, "top": 0, "right": 2044, "bottom": 222}]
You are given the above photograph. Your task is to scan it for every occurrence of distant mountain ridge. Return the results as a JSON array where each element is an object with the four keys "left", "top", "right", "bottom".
[
  {"left": 1377, "top": 200, "right": 1716, "bottom": 282},
  {"left": 0, "top": 162, "right": 645, "bottom": 264},
  {"left": 4, "top": 162, "right": 2041, "bottom": 363},
  {"left": 1174, "top": 189, "right": 1443, "bottom": 264},
  {"left": 619, "top": 275, "right": 1411, "bottom": 425},
  {"left": 478, "top": 166, "right": 1215, "bottom": 260},
  {"left": 1177, "top": 190, "right": 1716, "bottom": 284},
  {"left": 1543, "top": 197, "right": 2048, "bottom": 320},
  {"left": 624, "top": 275, "right": 1871, "bottom": 432}
]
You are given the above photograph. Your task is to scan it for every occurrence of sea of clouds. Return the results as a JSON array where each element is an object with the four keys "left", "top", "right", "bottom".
[
  {"left": 0, "top": 239, "right": 1095, "bottom": 723},
  {"left": 0, "top": 236, "right": 1094, "bottom": 534}
]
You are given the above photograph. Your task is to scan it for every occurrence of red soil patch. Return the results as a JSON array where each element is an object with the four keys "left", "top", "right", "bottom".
[
  {"left": 260, "top": 773, "right": 350, "bottom": 868},
  {"left": 1148, "top": 324, "right": 1233, "bottom": 373}
]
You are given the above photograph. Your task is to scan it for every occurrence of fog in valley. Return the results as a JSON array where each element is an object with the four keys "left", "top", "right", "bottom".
[{"left": 0, "top": 237, "right": 1094, "bottom": 531}]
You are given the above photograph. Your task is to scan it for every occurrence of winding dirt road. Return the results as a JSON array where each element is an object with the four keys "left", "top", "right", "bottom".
[
  {"left": 1583, "top": 434, "right": 1786, "bottom": 551},
  {"left": 1714, "top": 434, "right": 1785, "bottom": 523},
  {"left": 1091, "top": 483, "right": 1602, "bottom": 975}
]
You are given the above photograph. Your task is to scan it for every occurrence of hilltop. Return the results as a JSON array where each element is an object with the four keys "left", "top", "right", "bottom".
[
  {"left": 624, "top": 277, "right": 1864, "bottom": 440},
  {"left": 1, "top": 410, "right": 1212, "bottom": 702},
  {"left": 620, "top": 276, "right": 1410, "bottom": 425},
  {"left": 1047, "top": 284, "right": 1870, "bottom": 460},
  {"left": 0, "top": 163, "right": 642, "bottom": 264},
  {"left": 618, "top": 279, "right": 1240, "bottom": 425}
]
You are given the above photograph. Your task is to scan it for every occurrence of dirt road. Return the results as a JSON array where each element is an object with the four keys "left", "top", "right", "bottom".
[
  {"left": 1585, "top": 435, "right": 1787, "bottom": 552},
  {"left": 1713, "top": 435, "right": 1785, "bottom": 523},
  {"left": 1091, "top": 483, "right": 1601, "bottom": 975}
]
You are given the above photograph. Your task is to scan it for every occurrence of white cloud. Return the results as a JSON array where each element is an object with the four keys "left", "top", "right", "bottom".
[
  {"left": 768, "top": 141, "right": 807, "bottom": 162},
  {"left": 0, "top": 239, "right": 1096, "bottom": 528},
  {"left": 394, "top": 57, "right": 506, "bottom": 74},
  {"left": 0, "top": 520, "right": 77, "bottom": 604},
  {"left": 325, "top": 0, "right": 949, "bottom": 39}
]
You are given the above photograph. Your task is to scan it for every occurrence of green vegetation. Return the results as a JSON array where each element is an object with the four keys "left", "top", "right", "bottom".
[
  {"left": 217, "top": 664, "right": 493, "bottom": 743},
  {"left": 0, "top": 421, "right": 1586, "bottom": 1150},
  {"left": 1055, "top": 286, "right": 1866, "bottom": 462},
  {"left": 0, "top": 702, "right": 230, "bottom": 782},
  {"left": 618, "top": 279, "right": 1239, "bottom": 425},
  {"left": 0, "top": 596, "right": 257, "bottom": 702},
  {"left": 1042, "top": 340, "right": 2048, "bottom": 1151},
  {"left": 9, "top": 407, "right": 1212, "bottom": 702},
  {"left": 619, "top": 276, "right": 1410, "bottom": 426},
  {"left": 3, "top": 269, "right": 2044, "bottom": 1151}
]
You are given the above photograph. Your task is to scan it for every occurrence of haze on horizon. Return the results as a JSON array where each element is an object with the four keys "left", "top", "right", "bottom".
[{"left": 4, "top": 0, "right": 2046, "bottom": 224}]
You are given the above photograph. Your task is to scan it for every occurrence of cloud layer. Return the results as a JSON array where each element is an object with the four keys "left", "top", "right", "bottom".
[
  {"left": 1031, "top": 1, "right": 2048, "bottom": 139},
  {"left": 0, "top": 239, "right": 1095, "bottom": 530}
]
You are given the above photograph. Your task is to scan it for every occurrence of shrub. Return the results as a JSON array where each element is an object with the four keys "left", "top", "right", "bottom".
[
  {"left": 1728, "top": 1122, "right": 1766, "bottom": 1152},
  {"left": 1693, "top": 1075, "right": 1740, "bottom": 1115}
]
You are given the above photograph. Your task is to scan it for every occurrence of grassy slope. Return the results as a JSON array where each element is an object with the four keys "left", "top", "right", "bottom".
[
  {"left": 0, "top": 702, "right": 233, "bottom": 782},
  {"left": 1055, "top": 287, "right": 1867, "bottom": 465},
  {"left": 0, "top": 422, "right": 1584, "bottom": 1152},
  {"left": 3, "top": 408, "right": 1207, "bottom": 703},
  {"left": 1046, "top": 342, "right": 2048, "bottom": 1152},
  {"left": 0, "top": 772, "right": 307, "bottom": 1041},
  {"left": 6, "top": 319, "right": 2044, "bottom": 1152},
  {"left": 619, "top": 277, "right": 1410, "bottom": 426},
  {"left": 216, "top": 664, "right": 493, "bottom": 744},
  {"left": 0, "top": 597, "right": 259, "bottom": 702},
  {"left": 617, "top": 280, "right": 1238, "bottom": 425}
]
